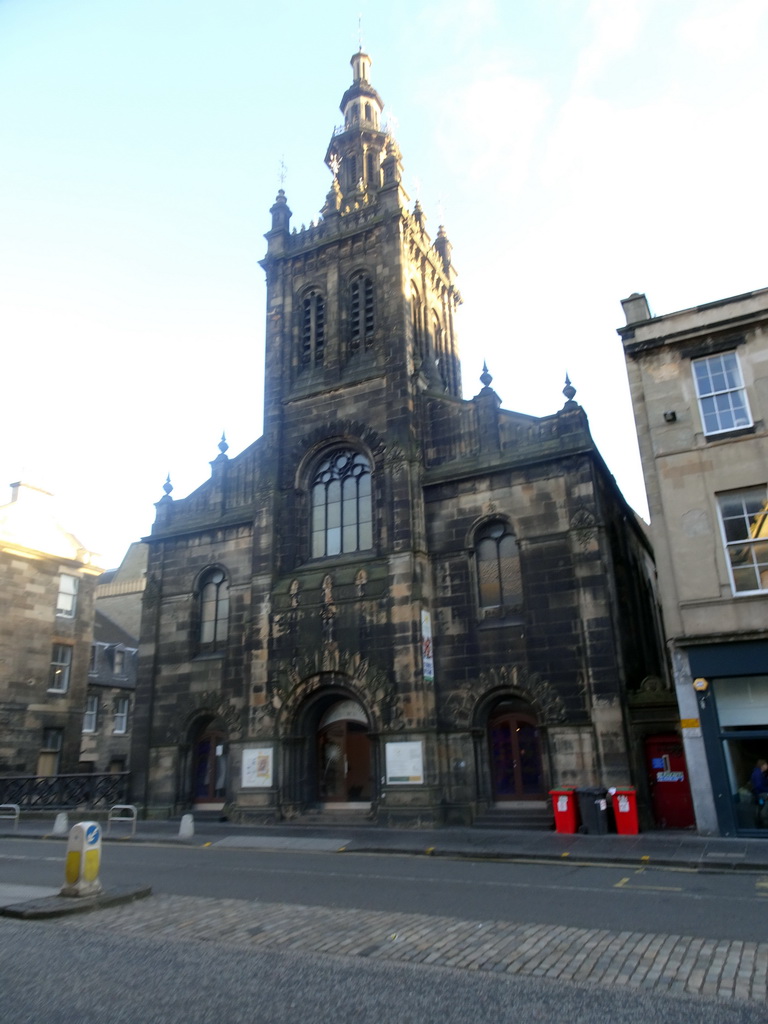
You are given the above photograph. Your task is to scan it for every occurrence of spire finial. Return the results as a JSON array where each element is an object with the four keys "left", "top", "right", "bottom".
[
  {"left": 563, "top": 373, "right": 577, "bottom": 405},
  {"left": 480, "top": 362, "right": 493, "bottom": 389},
  {"left": 162, "top": 473, "right": 173, "bottom": 498},
  {"left": 218, "top": 432, "right": 229, "bottom": 456}
]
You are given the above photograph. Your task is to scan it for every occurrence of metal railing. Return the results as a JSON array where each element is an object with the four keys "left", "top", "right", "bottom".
[{"left": 0, "top": 772, "right": 129, "bottom": 810}]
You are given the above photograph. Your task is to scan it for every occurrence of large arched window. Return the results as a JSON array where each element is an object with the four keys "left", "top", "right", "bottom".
[
  {"left": 475, "top": 521, "right": 522, "bottom": 612},
  {"left": 350, "top": 273, "right": 374, "bottom": 351},
  {"left": 301, "top": 290, "right": 325, "bottom": 367},
  {"left": 199, "top": 568, "right": 229, "bottom": 647},
  {"left": 311, "top": 450, "right": 372, "bottom": 558}
]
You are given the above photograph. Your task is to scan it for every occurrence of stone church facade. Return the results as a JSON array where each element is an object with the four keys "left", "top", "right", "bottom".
[{"left": 131, "top": 52, "right": 669, "bottom": 826}]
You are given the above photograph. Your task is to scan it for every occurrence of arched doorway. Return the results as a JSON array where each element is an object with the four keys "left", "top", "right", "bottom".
[
  {"left": 190, "top": 717, "right": 228, "bottom": 808},
  {"left": 316, "top": 698, "right": 372, "bottom": 805},
  {"left": 488, "top": 705, "right": 545, "bottom": 802}
]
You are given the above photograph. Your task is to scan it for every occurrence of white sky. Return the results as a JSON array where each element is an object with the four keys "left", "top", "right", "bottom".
[{"left": 1, "top": 0, "right": 766, "bottom": 568}]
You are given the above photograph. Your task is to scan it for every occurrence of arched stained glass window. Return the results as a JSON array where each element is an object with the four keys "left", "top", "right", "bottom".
[
  {"left": 199, "top": 568, "right": 229, "bottom": 646},
  {"left": 476, "top": 522, "right": 522, "bottom": 611},
  {"left": 311, "top": 450, "right": 373, "bottom": 558}
]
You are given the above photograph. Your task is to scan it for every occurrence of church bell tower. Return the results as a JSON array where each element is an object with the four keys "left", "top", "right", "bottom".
[{"left": 259, "top": 49, "right": 463, "bottom": 460}]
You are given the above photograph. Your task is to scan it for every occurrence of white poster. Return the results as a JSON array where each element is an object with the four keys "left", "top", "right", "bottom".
[
  {"left": 241, "top": 747, "right": 273, "bottom": 788},
  {"left": 421, "top": 609, "right": 434, "bottom": 683},
  {"left": 385, "top": 740, "right": 424, "bottom": 785}
]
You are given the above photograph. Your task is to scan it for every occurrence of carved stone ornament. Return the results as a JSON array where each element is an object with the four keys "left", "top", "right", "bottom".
[
  {"left": 444, "top": 663, "right": 567, "bottom": 729},
  {"left": 269, "top": 645, "right": 404, "bottom": 736},
  {"left": 173, "top": 690, "right": 244, "bottom": 742},
  {"left": 569, "top": 507, "right": 598, "bottom": 550},
  {"left": 288, "top": 420, "right": 387, "bottom": 488}
]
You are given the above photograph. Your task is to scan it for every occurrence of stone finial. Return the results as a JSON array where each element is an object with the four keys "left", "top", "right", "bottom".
[
  {"left": 434, "top": 224, "right": 452, "bottom": 271},
  {"left": 162, "top": 473, "right": 173, "bottom": 498},
  {"left": 563, "top": 374, "right": 577, "bottom": 405},
  {"left": 269, "top": 189, "right": 292, "bottom": 233},
  {"left": 218, "top": 432, "right": 229, "bottom": 456},
  {"left": 480, "top": 362, "right": 493, "bottom": 389}
]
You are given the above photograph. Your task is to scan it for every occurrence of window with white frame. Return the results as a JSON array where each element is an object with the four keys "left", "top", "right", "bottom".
[
  {"left": 56, "top": 574, "right": 79, "bottom": 617},
  {"left": 717, "top": 487, "right": 768, "bottom": 594},
  {"left": 113, "top": 649, "right": 125, "bottom": 675},
  {"left": 113, "top": 697, "right": 129, "bottom": 735},
  {"left": 83, "top": 695, "right": 99, "bottom": 733},
  {"left": 49, "top": 644, "right": 72, "bottom": 692},
  {"left": 692, "top": 352, "right": 752, "bottom": 435}
]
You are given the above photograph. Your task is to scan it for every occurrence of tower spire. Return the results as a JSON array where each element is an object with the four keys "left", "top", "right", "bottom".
[{"left": 325, "top": 51, "right": 389, "bottom": 196}]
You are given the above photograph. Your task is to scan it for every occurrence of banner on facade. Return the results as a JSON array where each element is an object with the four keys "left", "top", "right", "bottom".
[
  {"left": 241, "top": 747, "right": 273, "bottom": 788},
  {"left": 421, "top": 609, "right": 434, "bottom": 683},
  {"left": 385, "top": 740, "right": 424, "bottom": 785}
]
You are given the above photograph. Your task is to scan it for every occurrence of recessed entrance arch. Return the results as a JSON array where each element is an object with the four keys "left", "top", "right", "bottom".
[
  {"left": 488, "top": 703, "right": 545, "bottom": 801},
  {"left": 317, "top": 697, "right": 372, "bottom": 803},
  {"left": 189, "top": 716, "right": 228, "bottom": 808}
]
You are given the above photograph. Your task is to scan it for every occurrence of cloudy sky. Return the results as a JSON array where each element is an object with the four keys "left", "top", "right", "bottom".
[{"left": 1, "top": 0, "right": 766, "bottom": 567}]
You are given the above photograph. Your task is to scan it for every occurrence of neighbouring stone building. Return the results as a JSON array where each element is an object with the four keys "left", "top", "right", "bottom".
[
  {"left": 79, "top": 609, "right": 138, "bottom": 775},
  {"left": 132, "top": 52, "right": 668, "bottom": 826},
  {"left": 0, "top": 482, "right": 102, "bottom": 775},
  {"left": 619, "top": 287, "right": 768, "bottom": 836}
]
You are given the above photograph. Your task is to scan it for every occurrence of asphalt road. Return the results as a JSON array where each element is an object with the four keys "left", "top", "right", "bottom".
[
  {"left": 1, "top": 916, "right": 765, "bottom": 1024},
  {"left": 2, "top": 836, "right": 767, "bottom": 942}
]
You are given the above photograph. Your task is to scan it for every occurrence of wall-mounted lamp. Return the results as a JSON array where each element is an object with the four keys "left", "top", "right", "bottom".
[{"left": 664, "top": 411, "right": 677, "bottom": 423}]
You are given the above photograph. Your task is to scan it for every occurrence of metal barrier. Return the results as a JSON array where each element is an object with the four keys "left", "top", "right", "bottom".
[
  {"left": 107, "top": 804, "right": 138, "bottom": 837},
  {"left": 0, "top": 772, "right": 129, "bottom": 810},
  {"left": 0, "top": 803, "right": 20, "bottom": 831}
]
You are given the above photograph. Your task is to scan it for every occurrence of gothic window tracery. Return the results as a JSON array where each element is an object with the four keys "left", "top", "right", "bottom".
[{"left": 310, "top": 449, "right": 373, "bottom": 558}]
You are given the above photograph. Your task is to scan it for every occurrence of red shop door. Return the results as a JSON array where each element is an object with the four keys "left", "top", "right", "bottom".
[{"left": 644, "top": 734, "right": 695, "bottom": 829}]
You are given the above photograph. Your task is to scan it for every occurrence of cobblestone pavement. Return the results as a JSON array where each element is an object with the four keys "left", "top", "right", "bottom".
[{"left": 55, "top": 892, "right": 768, "bottom": 1006}]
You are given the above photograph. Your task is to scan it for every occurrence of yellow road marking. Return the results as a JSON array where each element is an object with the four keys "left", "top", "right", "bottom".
[{"left": 614, "top": 876, "right": 682, "bottom": 892}]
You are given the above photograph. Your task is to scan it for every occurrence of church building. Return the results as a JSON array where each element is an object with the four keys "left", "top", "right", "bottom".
[{"left": 131, "top": 52, "right": 669, "bottom": 827}]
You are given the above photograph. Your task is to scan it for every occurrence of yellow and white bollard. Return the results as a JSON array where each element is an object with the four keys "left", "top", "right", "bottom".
[{"left": 60, "top": 821, "right": 103, "bottom": 897}]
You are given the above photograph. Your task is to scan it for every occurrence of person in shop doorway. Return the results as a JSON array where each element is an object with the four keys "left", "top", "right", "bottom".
[{"left": 750, "top": 758, "right": 768, "bottom": 827}]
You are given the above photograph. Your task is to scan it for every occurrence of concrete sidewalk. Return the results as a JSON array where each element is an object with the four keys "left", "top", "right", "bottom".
[{"left": 3, "top": 815, "right": 768, "bottom": 872}]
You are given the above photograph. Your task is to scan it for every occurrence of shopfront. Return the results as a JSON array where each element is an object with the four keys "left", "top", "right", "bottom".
[{"left": 690, "top": 643, "right": 768, "bottom": 836}]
